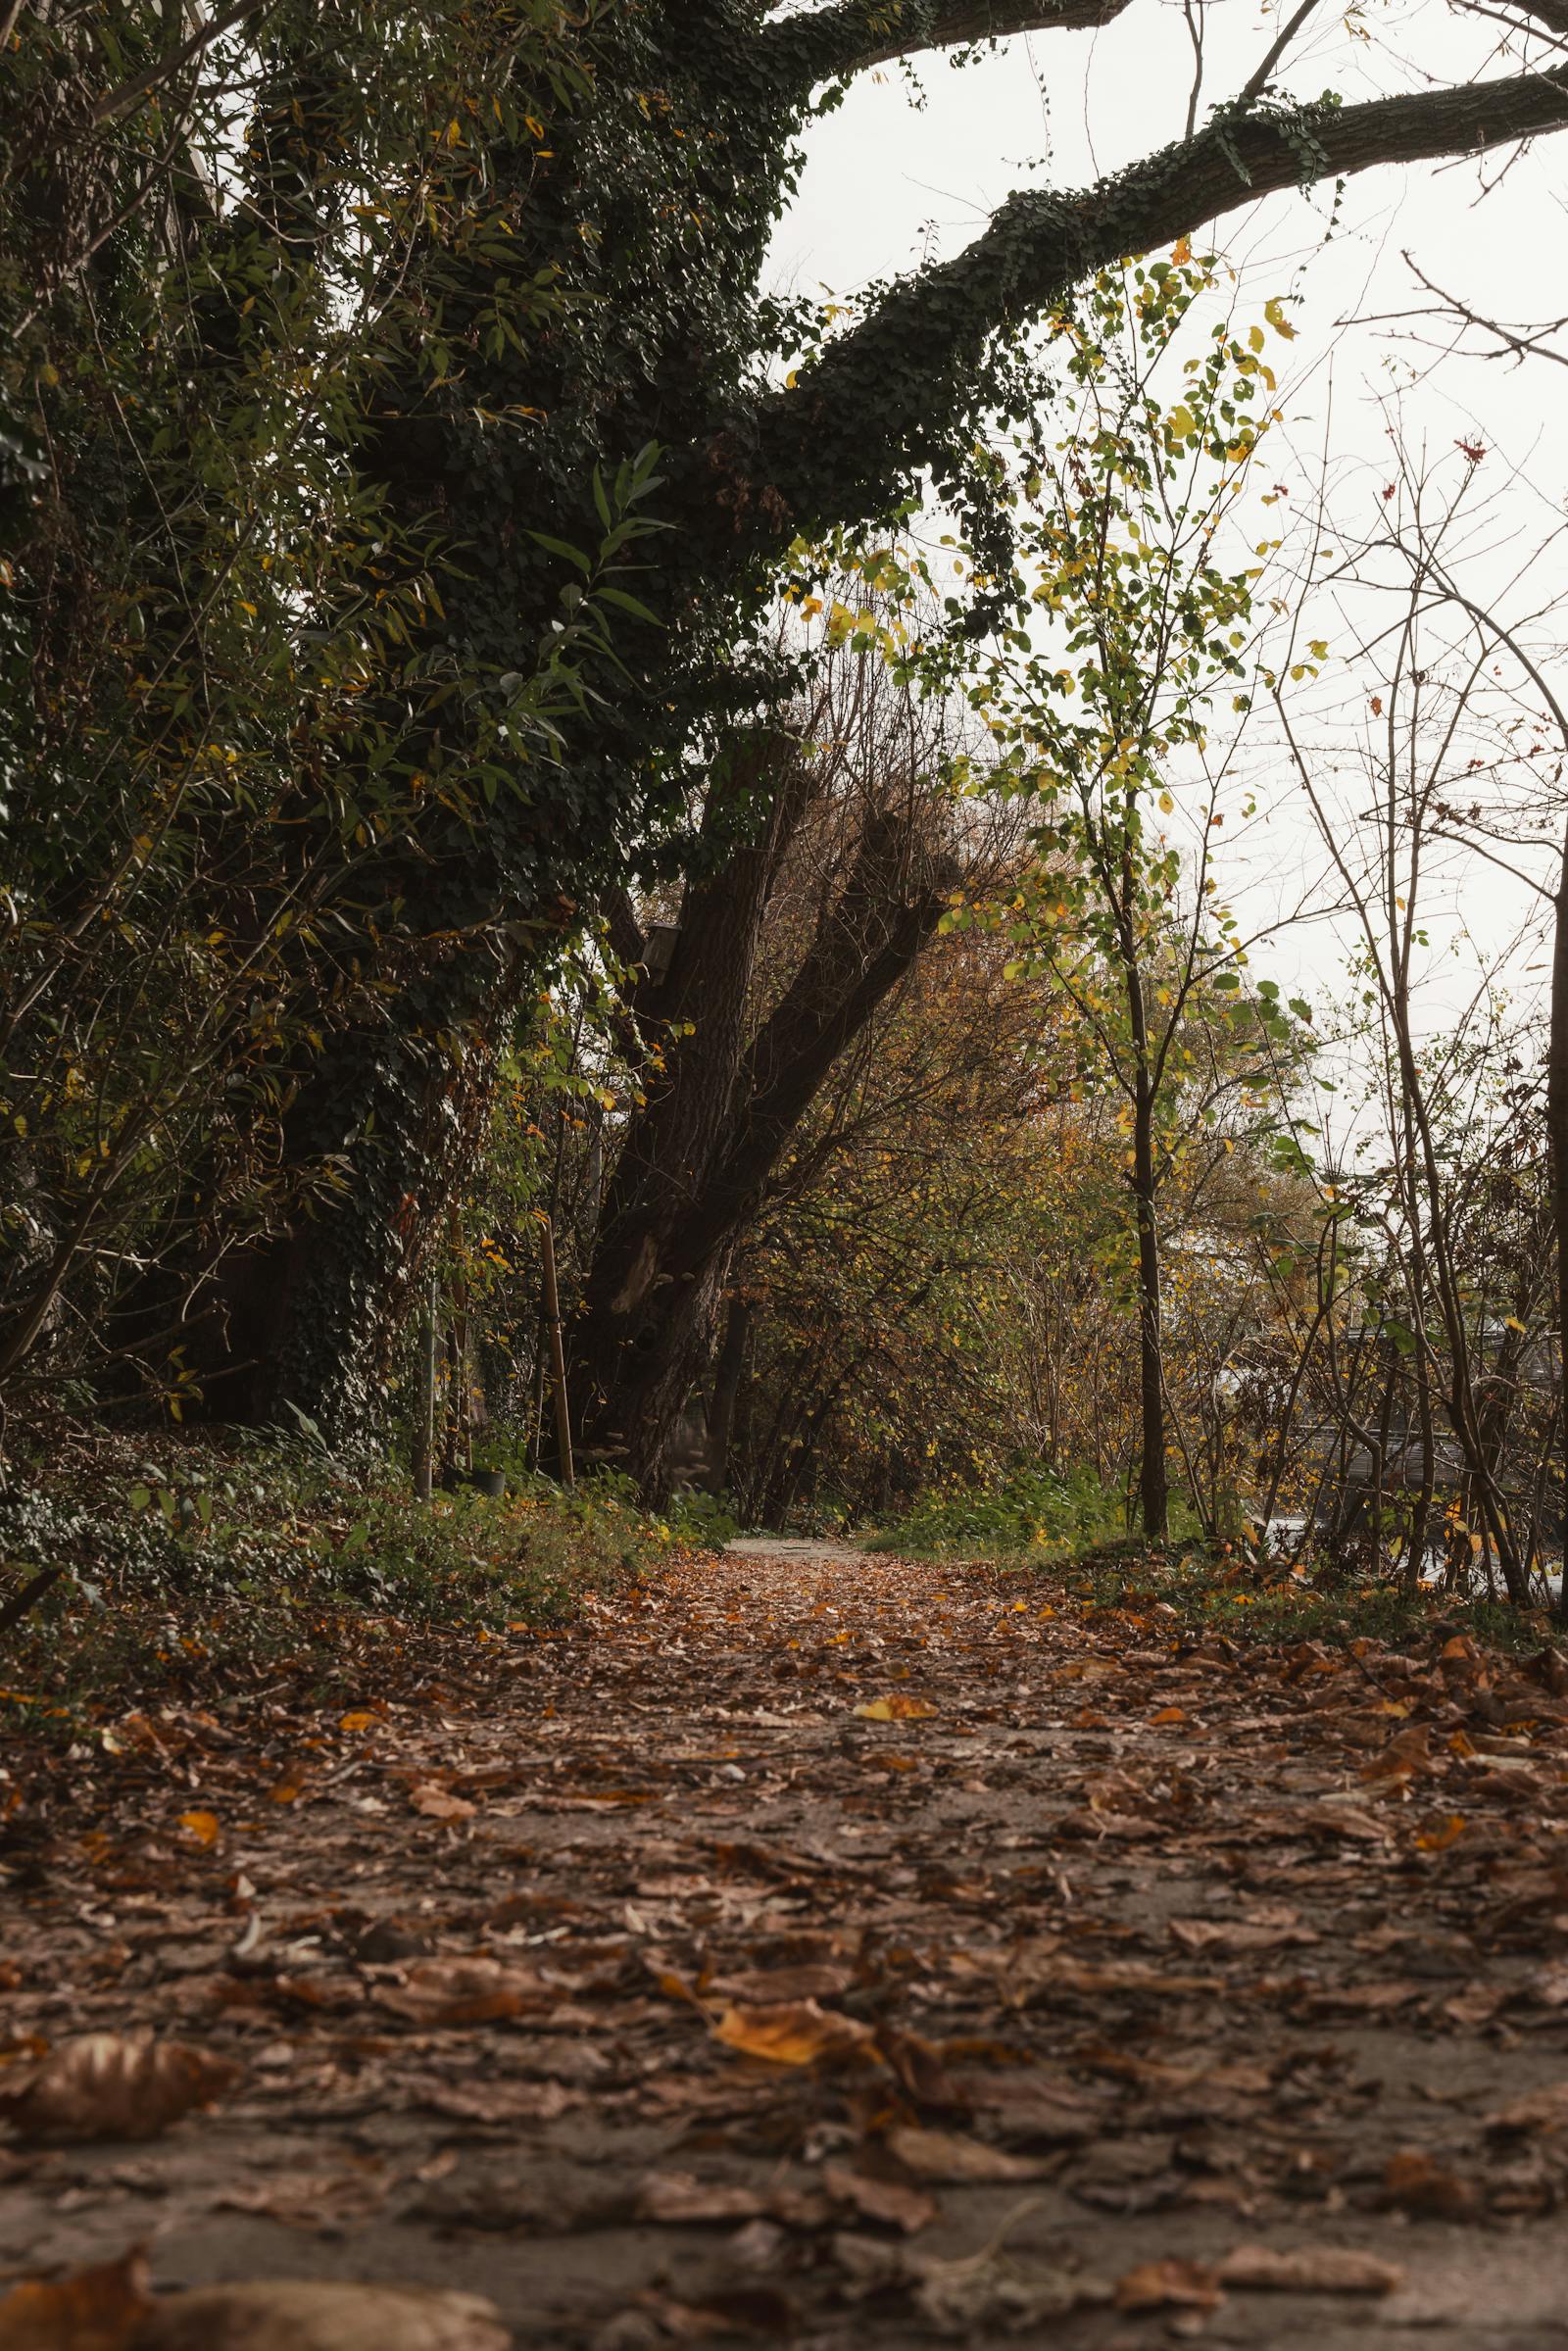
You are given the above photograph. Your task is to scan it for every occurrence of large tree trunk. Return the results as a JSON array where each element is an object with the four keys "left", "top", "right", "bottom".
[{"left": 571, "top": 754, "right": 958, "bottom": 1498}]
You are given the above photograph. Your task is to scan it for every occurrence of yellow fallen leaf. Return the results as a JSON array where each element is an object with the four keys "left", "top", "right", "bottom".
[
  {"left": 339, "top": 1710, "right": 379, "bottom": 1733},
  {"left": 854, "top": 1695, "right": 938, "bottom": 1722},
  {"left": 177, "top": 1810, "right": 220, "bottom": 1847},
  {"left": 713, "top": 1999, "right": 876, "bottom": 2067}
]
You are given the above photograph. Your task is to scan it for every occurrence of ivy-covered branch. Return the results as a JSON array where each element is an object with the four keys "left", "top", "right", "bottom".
[
  {"left": 759, "top": 0, "right": 1133, "bottom": 86},
  {"left": 749, "top": 67, "right": 1568, "bottom": 534}
]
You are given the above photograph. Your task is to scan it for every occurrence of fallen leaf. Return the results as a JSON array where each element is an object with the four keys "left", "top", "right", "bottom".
[
  {"left": 1216, "top": 2243, "right": 1402, "bottom": 2294},
  {"left": 713, "top": 1999, "right": 876, "bottom": 2067},
  {"left": 884, "top": 2125, "right": 1049, "bottom": 2182},
  {"left": 636, "top": 2171, "right": 767, "bottom": 2225},
  {"left": 1416, "top": 1813, "right": 1467, "bottom": 1850},
  {"left": 176, "top": 1811, "right": 220, "bottom": 1848},
  {"left": 1169, "top": 1916, "right": 1316, "bottom": 1955},
  {"left": 214, "top": 2169, "right": 389, "bottom": 2229},
  {"left": 1486, "top": 2082, "right": 1568, "bottom": 2134},
  {"left": 0, "top": 2034, "right": 239, "bottom": 2141},
  {"left": 822, "top": 2161, "right": 937, "bottom": 2233},
  {"left": 0, "top": 2248, "right": 152, "bottom": 2351},
  {"left": 1381, "top": 2149, "right": 1478, "bottom": 2220},
  {"left": 409, "top": 1783, "right": 477, "bottom": 1823},
  {"left": 853, "top": 1696, "right": 938, "bottom": 1722},
  {"left": 379, "top": 1958, "right": 545, "bottom": 2028},
  {"left": 339, "top": 1710, "right": 380, "bottom": 1733},
  {"left": 1114, "top": 2258, "right": 1224, "bottom": 2314},
  {"left": 138, "top": 2279, "right": 509, "bottom": 2349}
]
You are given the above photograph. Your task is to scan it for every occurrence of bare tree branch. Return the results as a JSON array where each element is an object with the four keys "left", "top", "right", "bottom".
[
  {"left": 750, "top": 68, "right": 1568, "bottom": 537},
  {"left": 760, "top": 0, "right": 1133, "bottom": 86}
]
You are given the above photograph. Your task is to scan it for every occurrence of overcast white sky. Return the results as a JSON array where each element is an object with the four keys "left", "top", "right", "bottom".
[{"left": 764, "top": 1, "right": 1568, "bottom": 1076}]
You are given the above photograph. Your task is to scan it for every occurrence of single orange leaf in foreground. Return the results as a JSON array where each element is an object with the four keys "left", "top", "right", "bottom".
[
  {"left": 713, "top": 1998, "right": 876, "bottom": 2066},
  {"left": 176, "top": 1810, "right": 220, "bottom": 1847},
  {"left": 340, "top": 1710, "right": 379, "bottom": 1732},
  {"left": 854, "top": 1695, "right": 938, "bottom": 1722},
  {"left": 0, "top": 2247, "right": 151, "bottom": 2351}
]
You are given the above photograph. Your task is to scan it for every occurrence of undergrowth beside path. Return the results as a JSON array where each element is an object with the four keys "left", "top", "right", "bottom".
[{"left": 0, "top": 1431, "right": 661, "bottom": 1744}]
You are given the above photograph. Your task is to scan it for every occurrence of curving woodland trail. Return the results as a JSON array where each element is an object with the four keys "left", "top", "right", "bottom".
[{"left": 6, "top": 1543, "right": 1568, "bottom": 2346}]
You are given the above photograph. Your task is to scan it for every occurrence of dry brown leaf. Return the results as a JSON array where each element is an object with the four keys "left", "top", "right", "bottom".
[
  {"left": 635, "top": 2171, "right": 768, "bottom": 2225},
  {"left": 1114, "top": 2258, "right": 1224, "bottom": 2314},
  {"left": 379, "top": 1957, "right": 545, "bottom": 2028},
  {"left": 1486, "top": 2082, "right": 1568, "bottom": 2134},
  {"left": 712, "top": 1998, "right": 876, "bottom": 2067},
  {"left": 0, "top": 2033, "right": 239, "bottom": 2142},
  {"left": 137, "top": 2279, "right": 509, "bottom": 2350},
  {"left": 884, "top": 2125, "right": 1049, "bottom": 2182},
  {"left": 1382, "top": 2148, "right": 1479, "bottom": 2219},
  {"left": 409, "top": 1784, "right": 477, "bottom": 1823},
  {"left": 0, "top": 2248, "right": 152, "bottom": 2351},
  {"left": 822, "top": 2161, "right": 938, "bottom": 2233},
  {"left": 213, "top": 2169, "right": 389, "bottom": 2229},
  {"left": 1216, "top": 2244, "right": 1403, "bottom": 2294},
  {"left": 1169, "top": 1916, "right": 1317, "bottom": 1955}
]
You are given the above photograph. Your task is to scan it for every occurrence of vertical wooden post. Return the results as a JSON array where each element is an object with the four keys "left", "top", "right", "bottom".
[
  {"left": 539, "top": 1214, "right": 574, "bottom": 1490},
  {"left": 414, "top": 1273, "right": 437, "bottom": 1503}
]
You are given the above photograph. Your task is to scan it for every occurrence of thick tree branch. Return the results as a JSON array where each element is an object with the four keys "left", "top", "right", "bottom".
[
  {"left": 745, "top": 69, "right": 1568, "bottom": 536},
  {"left": 760, "top": 0, "right": 1133, "bottom": 85}
]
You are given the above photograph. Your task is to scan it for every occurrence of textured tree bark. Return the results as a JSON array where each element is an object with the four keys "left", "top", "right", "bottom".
[
  {"left": 570, "top": 770, "right": 958, "bottom": 1499},
  {"left": 704, "top": 1293, "right": 753, "bottom": 1494}
]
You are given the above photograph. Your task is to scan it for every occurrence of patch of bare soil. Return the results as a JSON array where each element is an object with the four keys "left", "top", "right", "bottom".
[{"left": 5, "top": 1544, "right": 1568, "bottom": 2347}]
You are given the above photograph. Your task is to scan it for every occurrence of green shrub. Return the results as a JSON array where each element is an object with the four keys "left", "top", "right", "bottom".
[
  {"left": 869, "top": 1464, "right": 1130, "bottom": 1560},
  {"left": 0, "top": 1436, "right": 661, "bottom": 1734},
  {"left": 662, "top": 1488, "right": 742, "bottom": 1546}
]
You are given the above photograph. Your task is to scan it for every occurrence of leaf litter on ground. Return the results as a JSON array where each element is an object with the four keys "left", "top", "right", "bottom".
[{"left": 3, "top": 1542, "right": 1568, "bottom": 2342}]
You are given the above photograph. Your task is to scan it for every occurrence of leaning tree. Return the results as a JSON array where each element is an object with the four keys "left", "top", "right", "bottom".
[{"left": 6, "top": 0, "right": 1567, "bottom": 1443}]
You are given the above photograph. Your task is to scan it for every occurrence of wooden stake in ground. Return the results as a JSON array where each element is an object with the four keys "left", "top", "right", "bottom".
[
  {"left": 539, "top": 1214, "right": 574, "bottom": 1490},
  {"left": 414, "top": 1275, "right": 438, "bottom": 1504}
]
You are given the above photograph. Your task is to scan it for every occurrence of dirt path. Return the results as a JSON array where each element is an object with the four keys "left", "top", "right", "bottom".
[{"left": 6, "top": 1543, "right": 1568, "bottom": 2346}]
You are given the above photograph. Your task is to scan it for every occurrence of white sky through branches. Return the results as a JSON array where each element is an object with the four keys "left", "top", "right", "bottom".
[{"left": 767, "top": 1, "right": 1568, "bottom": 1093}]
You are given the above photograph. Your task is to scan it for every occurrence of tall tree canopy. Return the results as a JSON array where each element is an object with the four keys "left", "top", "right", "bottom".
[{"left": 4, "top": 0, "right": 1565, "bottom": 1443}]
